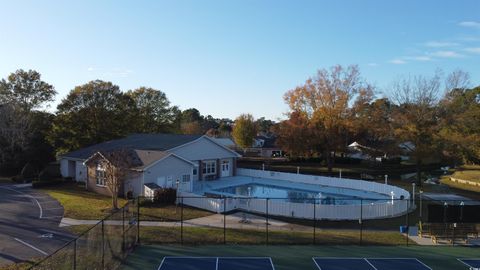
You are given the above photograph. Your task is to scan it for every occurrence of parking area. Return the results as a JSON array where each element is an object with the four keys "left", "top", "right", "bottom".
[{"left": 0, "top": 184, "right": 74, "bottom": 266}]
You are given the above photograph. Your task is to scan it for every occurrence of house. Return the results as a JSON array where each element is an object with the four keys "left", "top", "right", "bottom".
[
  {"left": 59, "top": 133, "right": 241, "bottom": 196},
  {"left": 245, "top": 135, "right": 283, "bottom": 158},
  {"left": 210, "top": 137, "right": 236, "bottom": 150}
]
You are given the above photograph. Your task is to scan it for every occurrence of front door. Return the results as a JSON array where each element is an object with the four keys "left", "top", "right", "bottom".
[{"left": 221, "top": 160, "right": 230, "bottom": 177}]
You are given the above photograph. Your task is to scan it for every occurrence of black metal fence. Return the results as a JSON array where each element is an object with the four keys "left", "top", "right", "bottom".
[
  {"left": 137, "top": 196, "right": 480, "bottom": 247},
  {"left": 29, "top": 198, "right": 139, "bottom": 270},
  {"left": 27, "top": 195, "right": 480, "bottom": 269}
]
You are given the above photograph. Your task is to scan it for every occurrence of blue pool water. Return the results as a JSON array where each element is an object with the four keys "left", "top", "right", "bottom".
[{"left": 212, "top": 183, "right": 390, "bottom": 205}]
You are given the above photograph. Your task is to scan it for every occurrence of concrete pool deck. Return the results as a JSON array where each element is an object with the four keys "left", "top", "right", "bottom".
[{"left": 193, "top": 175, "right": 391, "bottom": 201}]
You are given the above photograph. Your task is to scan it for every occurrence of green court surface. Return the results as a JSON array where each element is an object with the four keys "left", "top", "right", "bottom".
[{"left": 120, "top": 245, "right": 479, "bottom": 270}]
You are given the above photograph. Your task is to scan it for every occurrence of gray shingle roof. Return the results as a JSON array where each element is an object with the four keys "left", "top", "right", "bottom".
[
  {"left": 144, "top": 182, "right": 162, "bottom": 190},
  {"left": 61, "top": 133, "right": 202, "bottom": 160}
]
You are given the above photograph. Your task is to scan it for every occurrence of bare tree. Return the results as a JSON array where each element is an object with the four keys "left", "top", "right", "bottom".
[
  {"left": 445, "top": 69, "right": 470, "bottom": 93},
  {"left": 101, "top": 149, "right": 133, "bottom": 209},
  {"left": 390, "top": 71, "right": 442, "bottom": 186}
]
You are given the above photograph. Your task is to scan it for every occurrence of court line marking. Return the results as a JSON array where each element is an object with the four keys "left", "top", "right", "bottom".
[
  {"left": 157, "top": 257, "right": 166, "bottom": 270},
  {"left": 366, "top": 258, "right": 432, "bottom": 270},
  {"left": 269, "top": 257, "right": 276, "bottom": 270},
  {"left": 312, "top": 257, "right": 376, "bottom": 270},
  {"left": 0, "top": 187, "right": 43, "bottom": 218},
  {"left": 312, "top": 257, "right": 322, "bottom": 270},
  {"left": 363, "top": 258, "right": 378, "bottom": 270},
  {"left": 14, "top": 238, "right": 48, "bottom": 256},
  {"left": 158, "top": 257, "right": 274, "bottom": 270},
  {"left": 458, "top": 258, "right": 480, "bottom": 268}
]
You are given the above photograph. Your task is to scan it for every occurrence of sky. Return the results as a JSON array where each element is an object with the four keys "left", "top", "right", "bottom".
[{"left": 0, "top": 0, "right": 479, "bottom": 120}]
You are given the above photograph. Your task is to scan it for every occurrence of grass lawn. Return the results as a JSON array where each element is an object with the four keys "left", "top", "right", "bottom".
[
  {"left": 450, "top": 165, "right": 480, "bottom": 182},
  {"left": 439, "top": 165, "right": 480, "bottom": 194},
  {"left": 0, "top": 176, "right": 12, "bottom": 184},
  {"left": 138, "top": 226, "right": 408, "bottom": 246},
  {"left": 39, "top": 182, "right": 213, "bottom": 220},
  {"left": 65, "top": 223, "right": 408, "bottom": 246},
  {"left": 0, "top": 262, "right": 33, "bottom": 270},
  {"left": 120, "top": 245, "right": 479, "bottom": 270},
  {"left": 140, "top": 204, "right": 213, "bottom": 221},
  {"left": 38, "top": 182, "right": 127, "bottom": 219}
]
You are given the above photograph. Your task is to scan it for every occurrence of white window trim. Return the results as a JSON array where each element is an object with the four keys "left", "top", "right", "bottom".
[
  {"left": 95, "top": 164, "right": 106, "bottom": 187},
  {"left": 202, "top": 160, "right": 217, "bottom": 175}
]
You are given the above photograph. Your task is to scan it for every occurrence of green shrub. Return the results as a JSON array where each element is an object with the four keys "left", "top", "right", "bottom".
[{"left": 153, "top": 188, "right": 177, "bottom": 205}]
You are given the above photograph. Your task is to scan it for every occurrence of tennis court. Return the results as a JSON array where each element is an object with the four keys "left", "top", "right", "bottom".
[
  {"left": 313, "top": 258, "right": 432, "bottom": 270},
  {"left": 121, "top": 245, "right": 480, "bottom": 270},
  {"left": 458, "top": 258, "right": 480, "bottom": 269},
  {"left": 158, "top": 257, "right": 274, "bottom": 270}
]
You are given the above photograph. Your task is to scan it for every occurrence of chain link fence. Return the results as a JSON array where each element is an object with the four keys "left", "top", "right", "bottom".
[
  {"left": 138, "top": 195, "right": 480, "bottom": 247},
  {"left": 29, "top": 198, "right": 139, "bottom": 270}
]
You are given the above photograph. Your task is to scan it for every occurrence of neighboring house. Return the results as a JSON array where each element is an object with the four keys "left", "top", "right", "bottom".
[
  {"left": 347, "top": 141, "right": 385, "bottom": 161},
  {"left": 210, "top": 137, "right": 237, "bottom": 150},
  {"left": 59, "top": 134, "right": 241, "bottom": 196},
  {"left": 245, "top": 135, "right": 283, "bottom": 158}
]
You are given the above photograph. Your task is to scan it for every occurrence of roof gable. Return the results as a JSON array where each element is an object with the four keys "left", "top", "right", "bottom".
[
  {"left": 169, "top": 136, "right": 241, "bottom": 160},
  {"left": 61, "top": 133, "right": 202, "bottom": 160}
]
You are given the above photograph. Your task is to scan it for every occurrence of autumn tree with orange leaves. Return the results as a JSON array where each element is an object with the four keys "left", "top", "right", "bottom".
[{"left": 281, "top": 65, "right": 374, "bottom": 173}]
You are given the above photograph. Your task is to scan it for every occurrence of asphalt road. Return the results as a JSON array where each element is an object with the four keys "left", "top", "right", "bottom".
[{"left": 0, "top": 184, "right": 75, "bottom": 267}]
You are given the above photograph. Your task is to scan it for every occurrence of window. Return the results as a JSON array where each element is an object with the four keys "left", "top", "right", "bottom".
[
  {"left": 221, "top": 160, "right": 229, "bottom": 171},
  {"left": 202, "top": 160, "right": 216, "bottom": 175},
  {"left": 95, "top": 164, "right": 106, "bottom": 187},
  {"left": 182, "top": 174, "right": 190, "bottom": 183},
  {"left": 193, "top": 168, "right": 198, "bottom": 175}
]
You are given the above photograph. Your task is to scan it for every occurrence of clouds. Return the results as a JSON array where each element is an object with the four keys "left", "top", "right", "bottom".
[
  {"left": 389, "top": 59, "right": 406, "bottom": 65},
  {"left": 424, "top": 41, "right": 459, "bottom": 47},
  {"left": 458, "top": 21, "right": 480, "bottom": 28},
  {"left": 465, "top": 47, "right": 480, "bottom": 54},
  {"left": 386, "top": 20, "right": 480, "bottom": 65},
  {"left": 429, "top": 50, "right": 464, "bottom": 58}
]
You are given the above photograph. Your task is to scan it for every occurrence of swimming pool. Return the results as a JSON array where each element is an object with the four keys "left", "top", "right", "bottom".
[{"left": 211, "top": 183, "right": 391, "bottom": 205}]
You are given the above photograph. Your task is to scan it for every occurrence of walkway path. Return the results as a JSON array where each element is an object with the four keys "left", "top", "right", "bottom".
[{"left": 60, "top": 212, "right": 314, "bottom": 232}]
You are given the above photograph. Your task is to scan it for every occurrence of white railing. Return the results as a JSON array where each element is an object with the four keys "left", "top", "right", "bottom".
[
  {"left": 237, "top": 168, "right": 410, "bottom": 200},
  {"left": 179, "top": 169, "right": 411, "bottom": 220}
]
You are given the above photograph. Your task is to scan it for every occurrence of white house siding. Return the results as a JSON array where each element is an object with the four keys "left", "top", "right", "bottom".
[
  {"left": 60, "top": 158, "right": 77, "bottom": 179},
  {"left": 170, "top": 137, "right": 238, "bottom": 161},
  {"left": 60, "top": 159, "right": 69, "bottom": 178},
  {"left": 143, "top": 155, "right": 194, "bottom": 193},
  {"left": 124, "top": 173, "right": 143, "bottom": 197},
  {"left": 75, "top": 161, "right": 87, "bottom": 182}
]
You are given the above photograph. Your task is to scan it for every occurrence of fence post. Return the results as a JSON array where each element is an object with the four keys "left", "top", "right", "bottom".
[
  {"left": 101, "top": 220, "right": 105, "bottom": 269},
  {"left": 406, "top": 200, "right": 409, "bottom": 246},
  {"left": 223, "top": 197, "right": 226, "bottom": 245},
  {"left": 73, "top": 238, "right": 77, "bottom": 270},
  {"left": 313, "top": 198, "right": 316, "bottom": 245},
  {"left": 266, "top": 198, "right": 269, "bottom": 245},
  {"left": 137, "top": 197, "right": 140, "bottom": 245},
  {"left": 181, "top": 197, "right": 184, "bottom": 245},
  {"left": 359, "top": 199, "right": 363, "bottom": 246},
  {"left": 122, "top": 206, "right": 125, "bottom": 251}
]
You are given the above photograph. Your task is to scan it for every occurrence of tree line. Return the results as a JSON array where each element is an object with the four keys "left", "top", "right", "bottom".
[
  {"left": 273, "top": 65, "right": 479, "bottom": 185},
  {"left": 1, "top": 66, "right": 478, "bottom": 185},
  {"left": 0, "top": 70, "right": 241, "bottom": 175}
]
